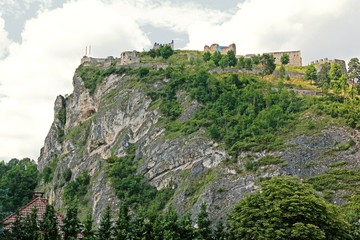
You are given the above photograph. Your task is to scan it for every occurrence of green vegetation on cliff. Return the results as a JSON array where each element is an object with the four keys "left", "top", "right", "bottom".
[{"left": 15, "top": 50, "right": 360, "bottom": 239}]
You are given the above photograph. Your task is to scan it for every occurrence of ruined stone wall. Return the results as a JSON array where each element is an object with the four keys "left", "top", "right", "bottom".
[
  {"left": 204, "top": 43, "right": 236, "bottom": 55},
  {"left": 266, "top": 50, "right": 302, "bottom": 66},
  {"left": 118, "top": 51, "right": 140, "bottom": 65},
  {"left": 80, "top": 51, "right": 140, "bottom": 68},
  {"left": 80, "top": 56, "right": 114, "bottom": 68},
  {"left": 310, "top": 58, "right": 347, "bottom": 74},
  {"left": 153, "top": 40, "right": 174, "bottom": 50}
]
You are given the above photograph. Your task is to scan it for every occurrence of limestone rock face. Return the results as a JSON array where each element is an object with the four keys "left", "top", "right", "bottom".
[{"left": 37, "top": 61, "right": 360, "bottom": 225}]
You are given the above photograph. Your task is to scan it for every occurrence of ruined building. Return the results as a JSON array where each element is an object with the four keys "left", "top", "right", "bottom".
[
  {"left": 153, "top": 40, "right": 174, "bottom": 50},
  {"left": 204, "top": 43, "right": 236, "bottom": 55},
  {"left": 266, "top": 50, "right": 302, "bottom": 66},
  {"left": 119, "top": 51, "right": 140, "bottom": 65},
  {"left": 80, "top": 50, "right": 140, "bottom": 67},
  {"left": 310, "top": 58, "right": 347, "bottom": 74}
]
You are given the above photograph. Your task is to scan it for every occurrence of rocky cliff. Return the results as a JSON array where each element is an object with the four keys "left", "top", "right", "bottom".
[{"left": 37, "top": 51, "right": 360, "bottom": 225}]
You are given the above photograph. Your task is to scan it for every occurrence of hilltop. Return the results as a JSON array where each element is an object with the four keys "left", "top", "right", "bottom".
[{"left": 3, "top": 46, "right": 360, "bottom": 238}]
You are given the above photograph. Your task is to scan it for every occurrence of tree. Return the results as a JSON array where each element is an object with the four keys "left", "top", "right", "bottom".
[
  {"left": 97, "top": 205, "right": 113, "bottom": 240},
  {"left": 203, "top": 51, "right": 211, "bottom": 62},
  {"left": 178, "top": 214, "right": 195, "bottom": 240},
  {"left": 10, "top": 211, "right": 25, "bottom": 240},
  {"left": 339, "top": 74, "right": 349, "bottom": 94},
  {"left": 82, "top": 212, "right": 95, "bottom": 240},
  {"left": 148, "top": 48, "right": 157, "bottom": 58},
  {"left": 305, "top": 64, "right": 318, "bottom": 83},
  {"left": 244, "top": 58, "right": 253, "bottom": 71},
  {"left": 196, "top": 202, "right": 212, "bottom": 240},
  {"left": 219, "top": 55, "right": 229, "bottom": 69},
  {"left": 281, "top": 53, "right": 290, "bottom": 65},
  {"left": 62, "top": 204, "right": 81, "bottom": 240},
  {"left": 279, "top": 64, "right": 286, "bottom": 80},
  {"left": 227, "top": 50, "right": 237, "bottom": 67},
  {"left": 260, "top": 54, "right": 276, "bottom": 77},
  {"left": 348, "top": 57, "right": 360, "bottom": 85},
  {"left": 318, "top": 62, "right": 331, "bottom": 86},
  {"left": 329, "top": 62, "right": 342, "bottom": 81},
  {"left": 211, "top": 51, "right": 222, "bottom": 66},
  {"left": 23, "top": 208, "right": 40, "bottom": 240},
  {"left": 213, "top": 219, "right": 226, "bottom": 240},
  {"left": 227, "top": 176, "right": 352, "bottom": 240},
  {"left": 251, "top": 54, "right": 261, "bottom": 65},
  {"left": 114, "top": 202, "right": 130, "bottom": 240},
  {"left": 161, "top": 207, "right": 180, "bottom": 240},
  {"left": 127, "top": 207, "right": 152, "bottom": 240},
  {"left": 0, "top": 158, "right": 38, "bottom": 217},
  {"left": 238, "top": 56, "right": 253, "bottom": 73},
  {"left": 40, "top": 204, "right": 60, "bottom": 240},
  {"left": 159, "top": 45, "right": 174, "bottom": 59}
]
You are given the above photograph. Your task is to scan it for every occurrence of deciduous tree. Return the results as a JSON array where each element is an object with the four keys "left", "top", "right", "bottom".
[
  {"left": 281, "top": 53, "right": 290, "bottom": 65},
  {"left": 227, "top": 176, "right": 352, "bottom": 240},
  {"left": 305, "top": 64, "right": 318, "bottom": 83}
]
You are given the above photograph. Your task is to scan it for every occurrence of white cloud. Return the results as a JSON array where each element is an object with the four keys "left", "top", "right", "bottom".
[
  {"left": 109, "top": 0, "right": 229, "bottom": 33},
  {"left": 185, "top": 0, "right": 360, "bottom": 64},
  {"left": 1, "top": 0, "right": 360, "bottom": 161},
  {"left": 0, "top": 16, "right": 11, "bottom": 59},
  {"left": 0, "top": 0, "right": 150, "bottom": 161}
]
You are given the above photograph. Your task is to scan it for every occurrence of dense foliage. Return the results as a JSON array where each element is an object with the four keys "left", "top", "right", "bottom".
[
  {"left": 158, "top": 67, "right": 306, "bottom": 156},
  {"left": 0, "top": 158, "right": 38, "bottom": 220},
  {"left": 148, "top": 45, "right": 174, "bottom": 59},
  {"left": 227, "top": 177, "right": 352, "bottom": 240},
  {"left": 106, "top": 145, "right": 174, "bottom": 217},
  {"left": 63, "top": 170, "right": 90, "bottom": 204},
  {"left": 76, "top": 64, "right": 122, "bottom": 95}
]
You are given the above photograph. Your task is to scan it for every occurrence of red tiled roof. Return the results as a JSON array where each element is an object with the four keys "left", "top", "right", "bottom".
[{"left": 2, "top": 196, "right": 64, "bottom": 228}]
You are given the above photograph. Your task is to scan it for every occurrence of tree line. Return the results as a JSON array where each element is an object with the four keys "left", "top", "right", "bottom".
[{"left": 2, "top": 176, "right": 359, "bottom": 240}]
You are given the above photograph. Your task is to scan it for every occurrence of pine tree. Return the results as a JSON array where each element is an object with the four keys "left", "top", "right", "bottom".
[
  {"left": 196, "top": 202, "right": 212, "bottom": 240},
  {"left": 82, "top": 212, "right": 95, "bottom": 240},
  {"left": 97, "top": 205, "right": 113, "bottom": 240},
  {"left": 178, "top": 214, "right": 195, "bottom": 240},
  {"left": 227, "top": 50, "right": 237, "bottom": 67},
  {"left": 127, "top": 207, "right": 152, "bottom": 240},
  {"left": 40, "top": 204, "right": 60, "bottom": 240},
  {"left": 213, "top": 219, "right": 226, "bottom": 240},
  {"left": 203, "top": 51, "right": 211, "bottom": 62},
  {"left": 161, "top": 207, "right": 180, "bottom": 240},
  {"left": 211, "top": 51, "right": 222, "bottom": 66},
  {"left": 114, "top": 202, "right": 130, "bottom": 240},
  {"left": 62, "top": 204, "right": 81, "bottom": 240}
]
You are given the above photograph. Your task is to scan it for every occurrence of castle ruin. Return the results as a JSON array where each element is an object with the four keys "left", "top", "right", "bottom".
[
  {"left": 119, "top": 51, "right": 140, "bottom": 65},
  {"left": 204, "top": 43, "right": 236, "bottom": 55},
  {"left": 266, "top": 50, "right": 302, "bottom": 66},
  {"left": 80, "top": 50, "right": 140, "bottom": 67},
  {"left": 310, "top": 58, "right": 347, "bottom": 74},
  {"left": 153, "top": 40, "right": 174, "bottom": 50}
]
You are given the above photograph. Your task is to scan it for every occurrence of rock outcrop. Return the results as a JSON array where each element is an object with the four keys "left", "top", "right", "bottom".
[{"left": 37, "top": 58, "right": 360, "bottom": 225}]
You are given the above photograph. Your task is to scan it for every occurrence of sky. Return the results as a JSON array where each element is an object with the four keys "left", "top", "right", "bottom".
[{"left": 0, "top": 0, "right": 359, "bottom": 162}]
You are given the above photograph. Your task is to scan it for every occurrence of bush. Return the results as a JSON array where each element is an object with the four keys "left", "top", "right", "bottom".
[
  {"left": 138, "top": 67, "right": 150, "bottom": 77},
  {"left": 63, "top": 168, "right": 72, "bottom": 182}
]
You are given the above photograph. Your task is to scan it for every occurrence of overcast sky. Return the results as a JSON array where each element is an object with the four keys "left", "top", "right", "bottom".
[{"left": 0, "top": 0, "right": 359, "bottom": 161}]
